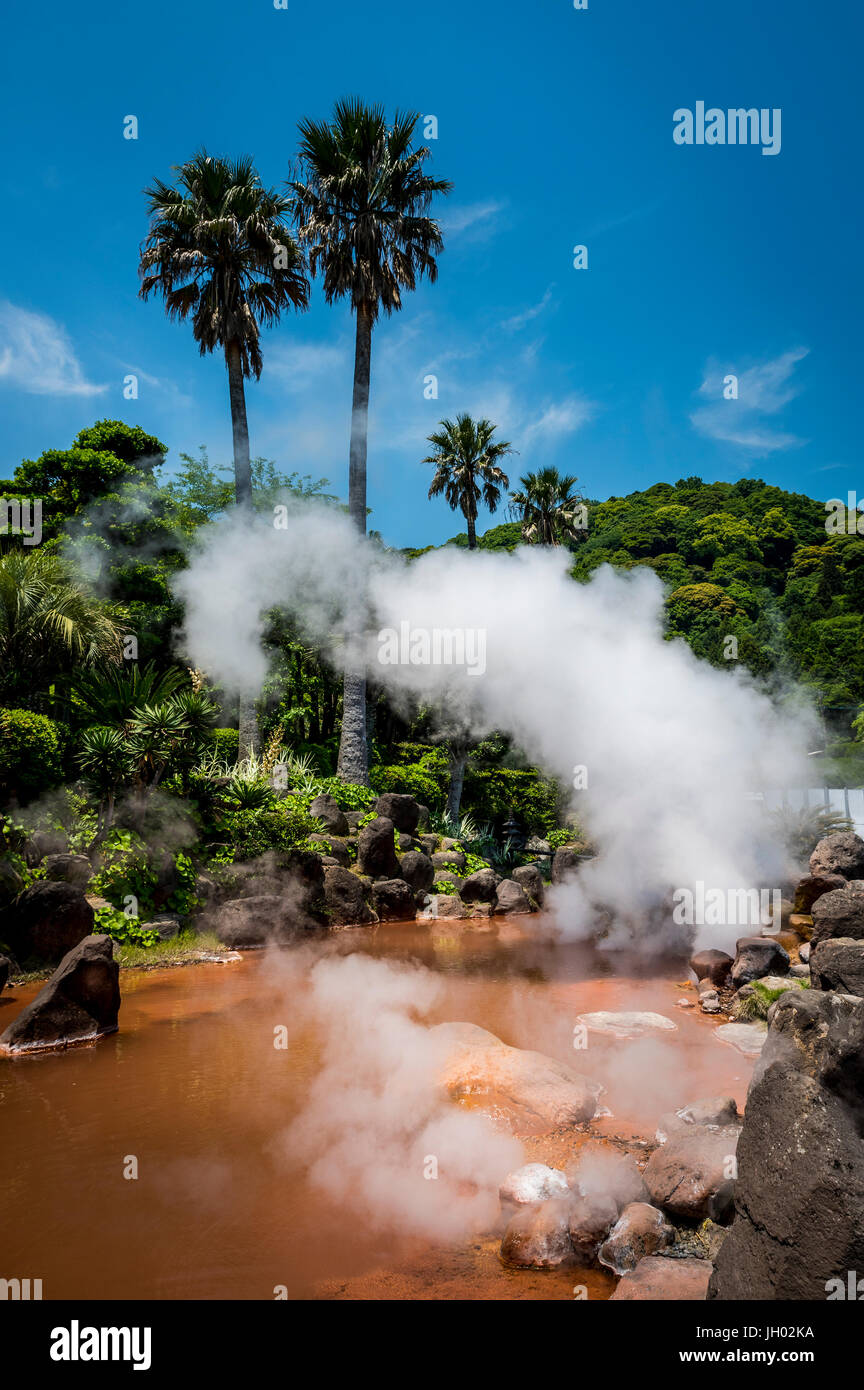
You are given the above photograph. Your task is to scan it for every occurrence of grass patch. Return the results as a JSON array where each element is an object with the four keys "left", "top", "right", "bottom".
[
  {"left": 115, "top": 929, "right": 230, "bottom": 970},
  {"left": 733, "top": 977, "right": 808, "bottom": 1022}
]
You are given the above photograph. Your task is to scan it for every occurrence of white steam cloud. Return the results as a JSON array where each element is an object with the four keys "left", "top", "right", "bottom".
[{"left": 173, "top": 503, "right": 814, "bottom": 951}]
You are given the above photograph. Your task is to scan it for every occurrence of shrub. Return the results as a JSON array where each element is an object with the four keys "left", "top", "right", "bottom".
[
  {"left": 370, "top": 763, "right": 443, "bottom": 806},
  {"left": 216, "top": 800, "right": 318, "bottom": 861},
  {"left": 461, "top": 767, "right": 559, "bottom": 833},
  {"left": 209, "top": 727, "right": 239, "bottom": 761},
  {"left": 0, "top": 709, "right": 67, "bottom": 802},
  {"left": 89, "top": 829, "right": 158, "bottom": 914},
  {"left": 94, "top": 905, "right": 159, "bottom": 948}
]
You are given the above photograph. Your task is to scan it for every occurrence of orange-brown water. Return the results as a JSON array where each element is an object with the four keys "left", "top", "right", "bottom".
[{"left": 0, "top": 923, "right": 753, "bottom": 1300}]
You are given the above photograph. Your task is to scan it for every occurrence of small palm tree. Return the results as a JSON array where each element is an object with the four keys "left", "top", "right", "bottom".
[
  {"left": 139, "top": 150, "right": 308, "bottom": 759},
  {"left": 289, "top": 99, "right": 451, "bottom": 784},
  {"left": 0, "top": 550, "right": 123, "bottom": 706},
  {"left": 509, "top": 467, "right": 587, "bottom": 545},
  {"left": 424, "top": 414, "right": 514, "bottom": 549}
]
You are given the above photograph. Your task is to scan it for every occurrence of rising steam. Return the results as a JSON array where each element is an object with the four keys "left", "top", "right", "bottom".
[{"left": 173, "top": 502, "right": 815, "bottom": 950}]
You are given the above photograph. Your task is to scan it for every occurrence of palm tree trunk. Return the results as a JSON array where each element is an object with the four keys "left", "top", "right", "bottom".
[
  {"left": 466, "top": 512, "right": 477, "bottom": 550},
  {"left": 336, "top": 304, "right": 373, "bottom": 785},
  {"left": 225, "top": 339, "right": 259, "bottom": 760},
  {"left": 225, "top": 340, "right": 253, "bottom": 505},
  {"left": 447, "top": 747, "right": 468, "bottom": 821}
]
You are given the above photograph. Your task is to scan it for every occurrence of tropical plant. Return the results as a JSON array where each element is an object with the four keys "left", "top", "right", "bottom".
[
  {"left": 0, "top": 550, "right": 124, "bottom": 706},
  {"left": 767, "top": 804, "right": 854, "bottom": 867},
  {"left": 70, "top": 661, "right": 188, "bottom": 726},
  {"left": 509, "top": 466, "right": 587, "bottom": 546},
  {"left": 289, "top": 98, "right": 451, "bottom": 785},
  {"left": 139, "top": 151, "right": 308, "bottom": 761},
  {"left": 0, "top": 709, "right": 67, "bottom": 803},
  {"left": 424, "top": 414, "right": 514, "bottom": 549}
]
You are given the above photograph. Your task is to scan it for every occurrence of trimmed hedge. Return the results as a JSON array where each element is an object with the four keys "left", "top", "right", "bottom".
[{"left": 0, "top": 708, "right": 67, "bottom": 801}]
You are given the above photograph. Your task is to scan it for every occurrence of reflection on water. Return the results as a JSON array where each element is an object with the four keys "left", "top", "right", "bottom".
[{"left": 0, "top": 922, "right": 751, "bottom": 1300}]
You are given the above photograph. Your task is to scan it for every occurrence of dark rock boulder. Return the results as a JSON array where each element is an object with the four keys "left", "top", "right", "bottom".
[
  {"left": 810, "top": 831, "right": 864, "bottom": 881},
  {"left": 690, "top": 948, "right": 733, "bottom": 988},
  {"left": 500, "top": 1198, "right": 574, "bottom": 1269},
  {"left": 356, "top": 817, "right": 400, "bottom": 879},
  {"left": 794, "top": 873, "right": 846, "bottom": 914},
  {"left": 371, "top": 878, "right": 416, "bottom": 922},
  {"left": 0, "top": 935, "right": 120, "bottom": 1053},
  {"left": 40, "top": 853, "right": 92, "bottom": 886},
  {"left": 322, "top": 866, "right": 375, "bottom": 926},
  {"left": 0, "top": 857, "right": 24, "bottom": 905},
  {"left": 398, "top": 850, "right": 435, "bottom": 893},
  {"left": 709, "top": 989, "right": 864, "bottom": 1300},
  {"left": 643, "top": 1126, "right": 740, "bottom": 1220},
  {"left": 598, "top": 1203, "right": 675, "bottom": 1275},
  {"left": 552, "top": 846, "right": 581, "bottom": 884},
  {"left": 810, "top": 937, "right": 864, "bottom": 996},
  {"left": 374, "top": 793, "right": 421, "bottom": 835},
  {"left": 4, "top": 881, "right": 94, "bottom": 963},
  {"left": 512, "top": 863, "right": 545, "bottom": 906},
  {"left": 25, "top": 828, "right": 69, "bottom": 864},
  {"left": 309, "top": 794, "right": 349, "bottom": 837},
  {"left": 494, "top": 878, "right": 533, "bottom": 915},
  {"left": 431, "top": 849, "right": 466, "bottom": 872},
  {"left": 344, "top": 810, "right": 365, "bottom": 833},
  {"left": 811, "top": 887, "right": 864, "bottom": 948},
  {"left": 611, "top": 1255, "right": 712, "bottom": 1301},
  {"left": 307, "top": 833, "right": 351, "bottom": 868},
  {"left": 567, "top": 1192, "right": 618, "bottom": 1265},
  {"left": 459, "top": 867, "right": 499, "bottom": 903},
  {"left": 0, "top": 955, "right": 10, "bottom": 990},
  {"left": 730, "top": 936, "right": 789, "bottom": 988},
  {"left": 214, "top": 895, "right": 289, "bottom": 947}
]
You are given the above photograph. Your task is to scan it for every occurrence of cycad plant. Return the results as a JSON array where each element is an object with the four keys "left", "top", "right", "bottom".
[
  {"left": 424, "top": 414, "right": 514, "bottom": 549},
  {"left": 289, "top": 99, "right": 451, "bottom": 784}
]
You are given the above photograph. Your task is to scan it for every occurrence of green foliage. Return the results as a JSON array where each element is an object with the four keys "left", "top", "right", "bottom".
[
  {"left": 767, "top": 804, "right": 853, "bottom": 866},
  {"left": 0, "top": 708, "right": 67, "bottom": 801},
  {"left": 547, "top": 827, "right": 584, "bottom": 849},
  {"left": 215, "top": 800, "right": 318, "bottom": 861},
  {"left": 94, "top": 905, "right": 159, "bottom": 948},
  {"left": 461, "top": 766, "right": 559, "bottom": 833},
  {"left": 370, "top": 762, "right": 443, "bottom": 805},
  {"left": 209, "top": 727, "right": 240, "bottom": 761},
  {"left": 90, "top": 830, "right": 158, "bottom": 913}
]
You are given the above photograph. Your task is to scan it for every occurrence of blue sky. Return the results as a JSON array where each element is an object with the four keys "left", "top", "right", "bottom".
[{"left": 1, "top": 0, "right": 860, "bottom": 547}]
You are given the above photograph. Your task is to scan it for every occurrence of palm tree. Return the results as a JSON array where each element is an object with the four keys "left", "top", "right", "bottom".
[
  {"left": 0, "top": 550, "right": 124, "bottom": 707},
  {"left": 139, "top": 152, "right": 308, "bottom": 760},
  {"left": 289, "top": 99, "right": 451, "bottom": 784},
  {"left": 424, "top": 414, "right": 514, "bottom": 549},
  {"left": 508, "top": 466, "right": 587, "bottom": 545}
]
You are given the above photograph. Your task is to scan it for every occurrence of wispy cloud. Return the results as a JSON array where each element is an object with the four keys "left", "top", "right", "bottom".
[
  {"left": 264, "top": 339, "right": 348, "bottom": 390},
  {"left": 520, "top": 394, "right": 595, "bottom": 449},
  {"left": 440, "top": 200, "right": 505, "bottom": 240},
  {"left": 501, "top": 287, "right": 556, "bottom": 333},
  {"left": 690, "top": 348, "right": 809, "bottom": 454},
  {"left": 0, "top": 301, "right": 107, "bottom": 397}
]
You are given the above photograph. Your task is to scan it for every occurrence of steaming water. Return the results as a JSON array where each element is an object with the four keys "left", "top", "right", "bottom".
[{"left": 0, "top": 925, "right": 752, "bottom": 1300}]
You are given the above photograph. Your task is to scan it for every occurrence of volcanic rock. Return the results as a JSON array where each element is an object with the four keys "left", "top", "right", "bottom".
[
  {"left": 551, "top": 846, "right": 581, "bottom": 883},
  {"left": 494, "top": 878, "right": 532, "bottom": 915},
  {"left": 0, "top": 935, "right": 120, "bottom": 1053},
  {"left": 810, "top": 937, "right": 864, "bottom": 995},
  {"left": 709, "top": 989, "right": 864, "bottom": 1300},
  {"left": 370, "top": 878, "right": 416, "bottom": 922},
  {"left": 611, "top": 1255, "right": 712, "bottom": 1301},
  {"left": 794, "top": 873, "right": 846, "bottom": 913},
  {"left": 690, "top": 949, "right": 733, "bottom": 987},
  {"left": 643, "top": 1126, "right": 740, "bottom": 1220},
  {"left": 434, "top": 1021, "right": 601, "bottom": 1127},
  {"left": 356, "top": 817, "right": 400, "bottom": 878},
  {"left": 730, "top": 937, "right": 789, "bottom": 988},
  {"left": 512, "top": 863, "right": 545, "bottom": 906},
  {"left": 309, "top": 794, "right": 350, "bottom": 837},
  {"left": 4, "top": 881, "right": 94, "bottom": 963},
  {"left": 397, "top": 850, "right": 435, "bottom": 893},
  {"left": 811, "top": 887, "right": 864, "bottom": 948},
  {"left": 458, "top": 868, "right": 499, "bottom": 903},
  {"left": 40, "top": 853, "right": 92, "bottom": 886},
  {"left": 322, "top": 867, "right": 375, "bottom": 926},
  {"left": 598, "top": 1203, "right": 675, "bottom": 1275},
  {"left": 374, "top": 794, "right": 421, "bottom": 835},
  {"left": 568, "top": 1193, "right": 619, "bottom": 1265},
  {"left": 810, "top": 831, "right": 864, "bottom": 881},
  {"left": 500, "top": 1198, "right": 574, "bottom": 1269}
]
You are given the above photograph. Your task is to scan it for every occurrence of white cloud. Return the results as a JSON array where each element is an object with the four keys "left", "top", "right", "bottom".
[
  {"left": 521, "top": 394, "right": 595, "bottom": 449},
  {"left": 690, "top": 348, "right": 808, "bottom": 454},
  {"left": 264, "top": 339, "right": 348, "bottom": 390},
  {"left": 501, "top": 287, "right": 556, "bottom": 333},
  {"left": 440, "top": 200, "right": 505, "bottom": 239},
  {"left": 0, "top": 301, "right": 107, "bottom": 397}
]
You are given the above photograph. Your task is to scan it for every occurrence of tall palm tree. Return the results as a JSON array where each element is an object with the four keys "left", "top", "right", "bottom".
[
  {"left": 0, "top": 550, "right": 124, "bottom": 707},
  {"left": 424, "top": 414, "right": 514, "bottom": 549},
  {"left": 139, "top": 151, "right": 308, "bottom": 758},
  {"left": 289, "top": 99, "right": 451, "bottom": 784},
  {"left": 509, "top": 466, "right": 587, "bottom": 545}
]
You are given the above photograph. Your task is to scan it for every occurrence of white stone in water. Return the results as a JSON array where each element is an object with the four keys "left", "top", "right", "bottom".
[
  {"left": 714, "top": 1022, "right": 767, "bottom": 1056},
  {"left": 576, "top": 1011, "right": 678, "bottom": 1038},
  {"left": 499, "top": 1163, "right": 569, "bottom": 1206}
]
